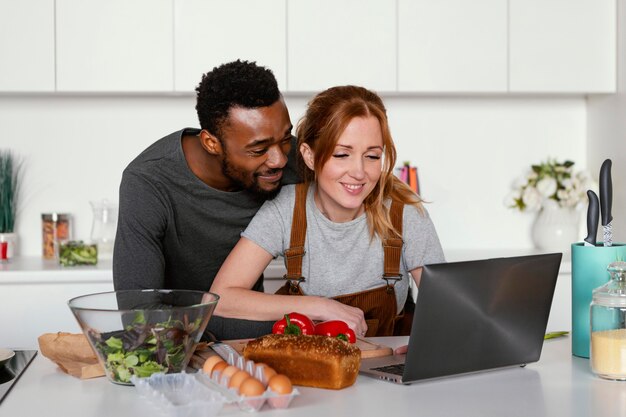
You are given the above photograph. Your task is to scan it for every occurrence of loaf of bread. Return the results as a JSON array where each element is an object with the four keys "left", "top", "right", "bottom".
[{"left": 243, "top": 334, "right": 361, "bottom": 390}]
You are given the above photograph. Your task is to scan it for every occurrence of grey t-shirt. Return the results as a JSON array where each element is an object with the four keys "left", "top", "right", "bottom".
[
  {"left": 113, "top": 128, "right": 299, "bottom": 340},
  {"left": 242, "top": 184, "right": 446, "bottom": 313}
]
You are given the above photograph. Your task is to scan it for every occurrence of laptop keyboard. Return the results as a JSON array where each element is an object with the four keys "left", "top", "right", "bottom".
[{"left": 372, "top": 363, "right": 405, "bottom": 376}]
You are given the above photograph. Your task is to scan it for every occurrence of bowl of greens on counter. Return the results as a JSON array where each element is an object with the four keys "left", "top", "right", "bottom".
[
  {"left": 68, "top": 289, "right": 219, "bottom": 385},
  {"left": 58, "top": 240, "right": 98, "bottom": 266}
]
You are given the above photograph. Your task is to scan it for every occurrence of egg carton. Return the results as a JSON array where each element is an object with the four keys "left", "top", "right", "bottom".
[
  {"left": 131, "top": 372, "right": 226, "bottom": 417},
  {"left": 197, "top": 360, "right": 300, "bottom": 412}
]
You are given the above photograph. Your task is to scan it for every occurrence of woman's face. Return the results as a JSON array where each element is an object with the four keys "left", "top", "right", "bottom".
[{"left": 302, "top": 115, "right": 384, "bottom": 222}]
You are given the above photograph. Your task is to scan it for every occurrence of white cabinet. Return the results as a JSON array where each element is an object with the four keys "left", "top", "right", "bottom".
[
  {"left": 509, "top": 0, "right": 616, "bottom": 93},
  {"left": 398, "top": 0, "right": 507, "bottom": 93},
  {"left": 0, "top": 0, "right": 55, "bottom": 92},
  {"left": 174, "top": 0, "right": 287, "bottom": 92},
  {"left": 55, "top": 0, "right": 173, "bottom": 92},
  {"left": 0, "top": 258, "right": 114, "bottom": 349},
  {"left": 287, "top": 0, "right": 396, "bottom": 92}
]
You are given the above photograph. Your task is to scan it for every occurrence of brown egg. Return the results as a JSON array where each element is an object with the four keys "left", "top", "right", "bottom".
[
  {"left": 256, "top": 363, "right": 277, "bottom": 381},
  {"left": 268, "top": 374, "right": 293, "bottom": 394},
  {"left": 202, "top": 356, "right": 225, "bottom": 375},
  {"left": 211, "top": 360, "right": 228, "bottom": 377},
  {"left": 229, "top": 370, "right": 251, "bottom": 390},
  {"left": 221, "top": 365, "right": 240, "bottom": 379},
  {"left": 239, "top": 377, "right": 265, "bottom": 397}
]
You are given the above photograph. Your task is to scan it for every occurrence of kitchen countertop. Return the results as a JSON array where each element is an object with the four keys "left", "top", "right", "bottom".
[
  {"left": 1, "top": 337, "right": 622, "bottom": 417},
  {"left": 0, "top": 248, "right": 572, "bottom": 279}
]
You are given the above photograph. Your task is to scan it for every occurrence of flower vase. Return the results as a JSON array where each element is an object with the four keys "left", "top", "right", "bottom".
[{"left": 531, "top": 206, "right": 580, "bottom": 253}]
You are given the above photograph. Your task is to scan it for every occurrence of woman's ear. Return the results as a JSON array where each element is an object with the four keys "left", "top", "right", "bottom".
[
  {"left": 299, "top": 143, "right": 315, "bottom": 170},
  {"left": 200, "top": 130, "right": 221, "bottom": 156}
]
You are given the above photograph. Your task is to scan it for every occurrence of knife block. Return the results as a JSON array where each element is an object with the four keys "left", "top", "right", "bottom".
[{"left": 571, "top": 242, "right": 626, "bottom": 358}]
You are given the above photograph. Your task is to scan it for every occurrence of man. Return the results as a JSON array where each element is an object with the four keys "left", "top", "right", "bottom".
[{"left": 113, "top": 60, "right": 299, "bottom": 340}]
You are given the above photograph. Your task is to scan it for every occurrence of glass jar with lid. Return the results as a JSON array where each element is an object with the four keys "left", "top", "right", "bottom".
[
  {"left": 41, "top": 213, "right": 72, "bottom": 259},
  {"left": 590, "top": 261, "right": 626, "bottom": 380}
]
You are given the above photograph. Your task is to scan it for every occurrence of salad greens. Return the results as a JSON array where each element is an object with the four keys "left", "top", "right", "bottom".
[
  {"left": 59, "top": 241, "right": 97, "bottom": 266},
  {"left": 90, "top": 312, "right": 203, "bottom": 384}
]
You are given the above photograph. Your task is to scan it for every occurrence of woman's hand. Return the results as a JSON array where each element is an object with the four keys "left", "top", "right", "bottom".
[{"left": 316, "top": 298, "right": 367, "bottom": 337}]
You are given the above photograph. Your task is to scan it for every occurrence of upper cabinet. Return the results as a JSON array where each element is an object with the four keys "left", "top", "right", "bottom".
[
  {"left": 509, "top": 0, "right": 616, "bottom": 93},
  {"left": 398, "top": 0, "right": 507, "bottom": 93},
  {"left": 0, "top": 0, "right": 55, "bottom": 92},
  {"left": 55, "top": 0, "right": 173, "bottom": 92},
  {"left": 173, "top": 0, "right": 287, "bottom": 92},
  {"left": 0, "top": 0, "right": 617, "bottom": 94},
  {"left": 287, "top": 0, "right": 396, "bottom": 92}
]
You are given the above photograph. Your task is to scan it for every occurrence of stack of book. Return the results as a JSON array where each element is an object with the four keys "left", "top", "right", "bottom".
[{"left": 396, "top": 163, "right": 420, "bottom": 195}]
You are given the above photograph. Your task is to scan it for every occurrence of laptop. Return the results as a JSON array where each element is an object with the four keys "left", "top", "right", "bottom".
[{"left": 360, "top": 253, "right": 562, "bottom": 384}]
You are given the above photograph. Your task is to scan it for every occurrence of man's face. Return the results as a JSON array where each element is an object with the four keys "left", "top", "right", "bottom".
[{"left": 219, "top": 99, "right": 293, "bottom": 199}]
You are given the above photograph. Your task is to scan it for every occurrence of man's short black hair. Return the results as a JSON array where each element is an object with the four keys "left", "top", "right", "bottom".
[{"left": 195, "top": 60, "right": 280, "bottom": 138}]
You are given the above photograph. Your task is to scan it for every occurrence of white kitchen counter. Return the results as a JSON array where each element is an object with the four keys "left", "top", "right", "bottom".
[{"left": 1, "top": 337, "right": 623, "bottom": 417}]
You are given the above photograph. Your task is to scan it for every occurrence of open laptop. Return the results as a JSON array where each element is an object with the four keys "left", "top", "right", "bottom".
[{"left": 360, "top": 253, "right": 562, "bottom": 384}]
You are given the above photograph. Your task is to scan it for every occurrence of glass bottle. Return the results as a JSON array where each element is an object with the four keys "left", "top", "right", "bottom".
[
  {"left": 590, "top": 261, "right": 626, "bottom": 380},
  {"left": 90, "top": 199, "right": 117, "bottom": 259}
]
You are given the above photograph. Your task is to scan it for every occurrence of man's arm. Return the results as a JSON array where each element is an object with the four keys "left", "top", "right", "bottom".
[{"left": 113, "top": 170, "right": 168, "bottom": 290}]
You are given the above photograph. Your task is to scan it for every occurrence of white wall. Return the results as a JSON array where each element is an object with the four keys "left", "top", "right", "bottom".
[
  {"left": 0, "top": 94, "right": 587, "bottom": 256},
  {"left": 587, "top": 0, "right": 626, "bottom": 244}
]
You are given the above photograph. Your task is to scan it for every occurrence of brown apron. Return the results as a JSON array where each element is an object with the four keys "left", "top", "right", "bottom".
[{"left": 275, "top": 183, "right": 410, "bottom": 337}]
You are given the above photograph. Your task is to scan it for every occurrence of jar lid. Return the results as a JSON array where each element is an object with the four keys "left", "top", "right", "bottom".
[
  {"left": 592, "top": 261, "right": 626, "bottom": 307},
  {"left": 41, "top": 213, "right": 71, "bottom": 221}
]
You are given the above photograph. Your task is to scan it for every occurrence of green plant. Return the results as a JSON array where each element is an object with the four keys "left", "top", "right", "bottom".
[{"left": 0, "top": 150, "right": 21, "bottom": 233}]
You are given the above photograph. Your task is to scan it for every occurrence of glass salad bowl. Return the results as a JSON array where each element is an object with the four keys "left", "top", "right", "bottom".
[{"left": 68, "top": 289, "right": 219, "bottom": 385}]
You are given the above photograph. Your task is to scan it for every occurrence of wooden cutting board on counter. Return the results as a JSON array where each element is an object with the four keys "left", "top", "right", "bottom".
[{"left": 190, "top": 337, "right": 393, "bottom": 369}]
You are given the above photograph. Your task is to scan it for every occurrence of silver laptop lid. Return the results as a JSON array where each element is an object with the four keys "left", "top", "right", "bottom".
[{"left": 401, "top": 253, "right": 562, "bottom": 383}]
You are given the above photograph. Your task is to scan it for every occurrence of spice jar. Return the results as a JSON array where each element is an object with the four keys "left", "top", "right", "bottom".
[
  {"left": 590, "top": 261, "right": 626, "bottom": 380},
  {"left": 41, "top": 213, "right": 72, "bottom": 259}
]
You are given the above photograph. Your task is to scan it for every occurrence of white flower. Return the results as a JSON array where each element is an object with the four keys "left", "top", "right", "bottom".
[
  {"left": 536, "top": 177, "right": 557, "bottom": 198},
  {"left": 507, "top": 160, "right": 592, "bottom": 212},
  {"left": 522, "top": 187, "right": 542, "bottom": 212},
  {"left": 557, "top": 189, "right": 570, "bottom": 201},
  {"left": 543, "top": 199, "right": 560, "bottom": 210}
]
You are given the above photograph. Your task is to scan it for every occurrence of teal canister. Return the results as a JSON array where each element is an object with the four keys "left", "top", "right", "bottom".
[{"left": 571, "top": 243, "right": 626, "bottom": 358}]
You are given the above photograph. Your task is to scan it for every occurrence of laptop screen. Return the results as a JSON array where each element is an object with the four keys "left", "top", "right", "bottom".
[{"left": 402, "top": 253, "right": 562, "bottom": 382}]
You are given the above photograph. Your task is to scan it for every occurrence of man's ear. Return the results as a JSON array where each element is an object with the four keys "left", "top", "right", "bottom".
[
  {"left": 199, "top": 130, "right": 222, "bottom": 156},
  {"left": 300, "top": 143, "right": 315, "bottom": 170}
]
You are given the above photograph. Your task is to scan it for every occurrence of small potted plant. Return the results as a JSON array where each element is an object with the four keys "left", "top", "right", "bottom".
[{"left": 0, "top": 150, "right": 21, "bottom": 261}]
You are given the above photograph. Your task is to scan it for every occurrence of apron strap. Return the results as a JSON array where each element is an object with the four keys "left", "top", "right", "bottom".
[
  {"left": 283, "top": 182, "right": 309, "bottom": 286},
  {"left": 382, "top": 201, "right": 404, "bottom": 291},
  {"left": 283, "top": 183, "right": 405, "bottom": 291}
]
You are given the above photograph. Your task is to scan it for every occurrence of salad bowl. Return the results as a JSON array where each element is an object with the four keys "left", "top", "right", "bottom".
[{"left": 68, "top": 289, "right": 219, "bottom": 385}]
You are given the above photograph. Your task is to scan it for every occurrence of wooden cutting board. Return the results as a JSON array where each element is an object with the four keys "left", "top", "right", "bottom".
[{"left": 190, "top": 337, "right": 393, "bottom": 369}]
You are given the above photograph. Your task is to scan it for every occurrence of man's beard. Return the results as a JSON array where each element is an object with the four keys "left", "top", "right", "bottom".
[{"left": 221, "top": 156, "right": 281, "bottom": 202}]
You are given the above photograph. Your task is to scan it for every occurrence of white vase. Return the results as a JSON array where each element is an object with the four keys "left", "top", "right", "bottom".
[
  {"left": 531, "top": 206, "right": 580, "bottom": 253},
  {"left": 0, "top": 232, "right": 17, "bottom": 262}
]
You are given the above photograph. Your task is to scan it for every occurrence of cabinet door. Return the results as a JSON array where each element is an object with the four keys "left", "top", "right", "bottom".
[
  {"left": 288, "top": 0, "right": 396, "bottom": 92},
  {"left": 398, "top": 0, "right": 507, "bottom": 93},
  {"left": 56, "top": 0, "right": 173, "bottom": 92},
  {"left": 174, "top": 0, "right": 287, "bottom": 92},
  {"left": 510, "top": 0, "right": 616, "bottom": 93},
  {"left": 0, "top": 0, "right": 55, "bottom": 92}
]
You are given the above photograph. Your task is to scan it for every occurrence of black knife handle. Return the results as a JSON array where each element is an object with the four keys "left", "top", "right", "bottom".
[
  {"left": 600, "top": 159, "right": 613, "bottom": 226},
  {"left": 585, "top": 190, "right": 600, "bottom": 246}
]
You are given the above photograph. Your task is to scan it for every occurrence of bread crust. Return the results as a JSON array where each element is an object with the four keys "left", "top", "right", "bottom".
[{"left": 243, "top": 334, "right": 361, "bottom": 390}]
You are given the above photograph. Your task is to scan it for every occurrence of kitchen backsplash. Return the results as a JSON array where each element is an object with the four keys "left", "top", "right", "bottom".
[{"left": 0, "top": 94, "right": 587, "bottom": 256}]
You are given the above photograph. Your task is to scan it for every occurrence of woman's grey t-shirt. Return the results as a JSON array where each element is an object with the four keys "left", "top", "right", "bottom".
[{"left": 242, "top": 184, "right": 445, "bottom": 313}]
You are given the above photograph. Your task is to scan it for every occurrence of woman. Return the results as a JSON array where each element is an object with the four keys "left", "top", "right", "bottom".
[{"left": 210, "top": 86, "right": 445, "bottom": 337}]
